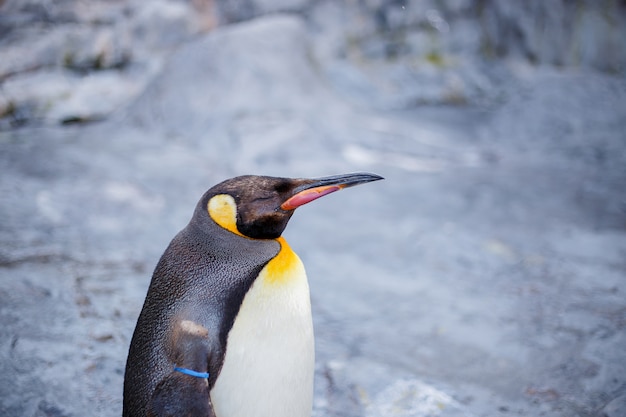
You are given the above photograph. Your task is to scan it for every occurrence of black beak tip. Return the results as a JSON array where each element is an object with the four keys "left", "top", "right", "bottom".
[
  {"left": 339, "top": 172, "right": 385, "bottom": 187},
  {"left": 363, "top": 172, "right": 384, "bottom": 182},
  {"left": 293, "top": 172, "right": 384, "bottom": 194}
]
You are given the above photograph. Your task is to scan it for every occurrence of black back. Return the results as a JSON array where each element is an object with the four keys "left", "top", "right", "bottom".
[{"left": 123, "top": 193, "right": 280, "bottom": 417}]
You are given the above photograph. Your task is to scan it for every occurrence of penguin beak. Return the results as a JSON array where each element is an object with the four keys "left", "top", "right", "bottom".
[{"left": 280, "top": 172, "right": 384, "bottom": 211}]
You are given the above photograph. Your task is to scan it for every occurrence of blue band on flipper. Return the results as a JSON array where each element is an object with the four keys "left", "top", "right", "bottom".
[{"left": 174, "top": 367, "right": 209, "bottom": 379}]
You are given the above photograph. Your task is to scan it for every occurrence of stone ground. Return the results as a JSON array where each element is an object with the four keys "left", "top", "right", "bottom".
[{"left": 1, "top": 4, "right": 626, "bottom": 417}]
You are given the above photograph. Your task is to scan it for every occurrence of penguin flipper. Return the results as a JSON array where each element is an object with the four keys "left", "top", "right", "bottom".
[{"left": 147, "top": 371, "right": 215, "bottom": 417}]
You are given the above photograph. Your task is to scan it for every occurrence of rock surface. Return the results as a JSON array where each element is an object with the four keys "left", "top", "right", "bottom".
[{"left": 1, "top": 1, "right": 625, "bottom": 417}]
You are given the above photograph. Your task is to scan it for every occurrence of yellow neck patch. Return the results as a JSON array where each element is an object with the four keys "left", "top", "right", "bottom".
[
  {"left": 207, "top": 194, "right": 244, "bottom": 237},
  {"left": 262, "top": 237, "right": 303, "bottom": 286}
]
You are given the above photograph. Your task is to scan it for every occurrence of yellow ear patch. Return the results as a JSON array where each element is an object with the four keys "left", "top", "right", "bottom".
[{"left": 208, "top": 194, "right": 244, "bottom": 237}]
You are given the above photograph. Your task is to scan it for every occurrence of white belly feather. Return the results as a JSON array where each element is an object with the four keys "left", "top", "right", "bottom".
[{"left": 210, "top": 241, "right": 315, "bottom": 417}]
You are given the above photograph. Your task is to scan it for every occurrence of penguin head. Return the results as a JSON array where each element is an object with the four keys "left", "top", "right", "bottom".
[{"left": 198, "top": 173, "right": 383, "bottom": 240}]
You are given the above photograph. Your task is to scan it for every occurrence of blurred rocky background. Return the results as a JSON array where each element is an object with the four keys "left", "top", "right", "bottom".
[
  {"left": 1, "top": 0, "right": 625, "bottom": 125},
  {"left": 1, "top": 1, "right": 625, "bottom": 416}
]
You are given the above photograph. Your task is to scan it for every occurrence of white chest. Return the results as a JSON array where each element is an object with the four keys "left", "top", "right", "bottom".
[{"left": 210, "top": 240, "right": 315, "bottom": 417}]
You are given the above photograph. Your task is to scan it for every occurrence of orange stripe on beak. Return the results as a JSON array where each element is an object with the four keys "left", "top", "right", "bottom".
[{"left": 280, "top": 185, "right": 345, "bottom": 211}]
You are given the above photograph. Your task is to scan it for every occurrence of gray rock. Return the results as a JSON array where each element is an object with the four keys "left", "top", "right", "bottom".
[
  {"left": 0, "top": 4, "right": 625, "bottom": 417},
  {"left": 480, "top": 0, "right": 626, "bottom": 71},
  {"left": 0, "top": 0, "right": 214, "bottom": 127},
  {"left": 216, "top": 0, "right": 310, "bottom": 23},
  {"left": 599, "top": 394, "right": 626, "bottom": 417},
  {"left": 0, "top": 67, "right": 153, "bottom": 126},
  {"left": 2, "top": 0, "right": 625, "bottom": 127}
]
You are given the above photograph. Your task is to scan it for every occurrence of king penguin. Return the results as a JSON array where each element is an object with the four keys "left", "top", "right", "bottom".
[{"left": 123, "top": 172, "right": 383, "bottom": 417}]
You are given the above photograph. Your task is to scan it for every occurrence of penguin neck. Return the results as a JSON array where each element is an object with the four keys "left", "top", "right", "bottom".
[
  {"left": 263, "top": 237, "right": 299, "bottom": 286},
  {"left": 204, "top": 194, "right": 298, "bottom": 280}
]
